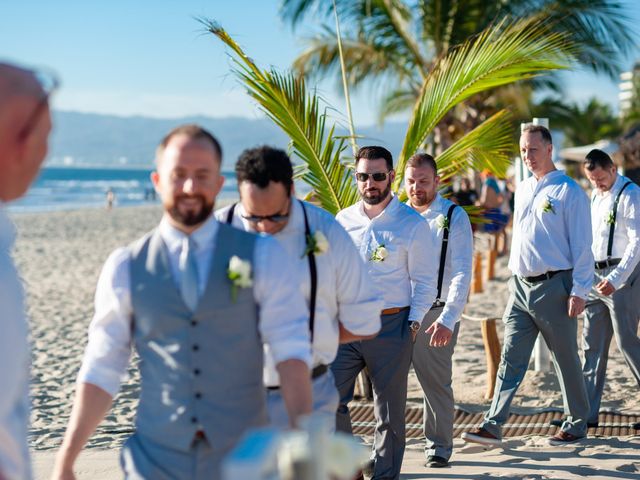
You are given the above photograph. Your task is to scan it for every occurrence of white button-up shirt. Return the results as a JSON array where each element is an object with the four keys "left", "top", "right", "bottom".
[
  {"left": 0, "top": 206, "right": 31, "bottom": 480},
  {"left": 216, "top": 200, "right": 382, "bottom": 386},
  {"left": 591, "top": 174, "right": 640, "bottom": 289},
  {"left": 336, "top": 195, "right": 439, "bottom": 323},
  {"left": 410, "top": 194, "right": 473, "bottom": 331},
  {"left": 77, "top": 214, "right": 312, "bottom": 397},
  {"left": 509, "top": 170, "right": 594, "bottom": 299}
]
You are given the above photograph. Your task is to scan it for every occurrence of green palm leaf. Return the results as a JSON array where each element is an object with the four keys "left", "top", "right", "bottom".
[
  {"left": 435, "top": 109, "right": 515, "bottom": 183},
  {"left": 202, "top": 20, "right": 358, "bottom": 214},
  {"left": 394, "top": 16, "right": 573, "bottom": 189}
]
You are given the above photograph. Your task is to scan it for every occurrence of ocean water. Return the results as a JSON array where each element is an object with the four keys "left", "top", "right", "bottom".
[{"left": 8, "top": 166, "right": 239, "bottom": 213}]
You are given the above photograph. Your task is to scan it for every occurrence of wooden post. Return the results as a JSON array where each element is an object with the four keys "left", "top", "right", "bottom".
[
  {"left": 471, "top": 251, "right": 483, "bottom": 293},
  {"left": 486, "top": 249, "right": 497, "bottom": 280},
  {"left": 481, "top": 319, "right": 501, "bottom": 400}
]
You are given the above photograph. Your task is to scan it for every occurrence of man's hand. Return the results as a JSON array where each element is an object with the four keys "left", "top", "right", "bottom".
[
  {"left": 276, "top": 359, "right": 312, "bottom": 428},
  {"left": 595, "top": 279, "right": 616, "bottom": 296},
  {"left": 567, "top": 295, "right": 586, "bottom": 317},
  {"left": 425, "top": 322, "right": 453, "bottom": 347}
]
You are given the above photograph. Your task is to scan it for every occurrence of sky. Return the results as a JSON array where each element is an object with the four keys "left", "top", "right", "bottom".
[{"left": 1, "top": 0, "right": 640, "bottom": 128}]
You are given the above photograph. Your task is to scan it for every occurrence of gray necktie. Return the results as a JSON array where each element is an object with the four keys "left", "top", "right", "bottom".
[{"left": 179, "top": 236, "right": 199, "bottom": 311}]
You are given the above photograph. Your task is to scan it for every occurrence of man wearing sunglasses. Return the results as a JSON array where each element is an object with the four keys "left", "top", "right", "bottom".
[
  {"left": 216, "top": 146, "right": 382, "bottom": 429},
  {"left": 0, "top": 62, "right": 55, "bottom": 480},
  {"left": 334, "top": 146, "right": 438, "bottom": 480}
]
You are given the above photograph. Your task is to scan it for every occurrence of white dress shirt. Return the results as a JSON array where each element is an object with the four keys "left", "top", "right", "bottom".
[
  {"left": 410, "top": 194, "right": 473, "bottom": 331},
  {"left": 591, "top": 174, "right": 640, "bottom": 289},
  {"left": 77, "top": 214, "right": 312, "bottom": 397},
  {"left": 0, "top": 206, "right": 31, "bottom": 480},
  {"left": 509, "top": 170, "right": 594, "bottom": 299},
  {"left": 216, "top": 200, "right": 382, "bottom": 386},
  {"left": 336, "top": 195, "right": 439, "bottom": 323}
]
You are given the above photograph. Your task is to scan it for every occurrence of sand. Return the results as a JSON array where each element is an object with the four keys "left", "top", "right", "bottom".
[{"left": 8, "top": 205, "right": 640, "bottom": 479}]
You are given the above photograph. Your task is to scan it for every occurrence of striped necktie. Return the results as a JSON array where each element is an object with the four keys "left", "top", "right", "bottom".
[{"left": 179, "top": 236, "right": 199, "bottom": 311}]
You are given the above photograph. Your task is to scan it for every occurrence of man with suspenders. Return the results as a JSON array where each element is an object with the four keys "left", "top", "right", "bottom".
[
  {"left": 404, "top": 153, "right": 473, "bottom": 468},
  {"left": 581, "top": 149, "right": 640, "bottom": 429},
  {"left": 216, "top": 145, "right": 382, "bottom": 429}
]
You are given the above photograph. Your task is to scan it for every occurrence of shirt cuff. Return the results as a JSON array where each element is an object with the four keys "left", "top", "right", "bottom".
[
  {"left": 77, "top": 363, "right": 124, "bottom": 398},
  {"left": 269, "top": 340, "right": 312, "bottom": 369},
  {"left": 570, "top": 285, "right": 590, "bottom": 300},
  {"left": 605, "top": 271, "right": 623, "bottom": 290},
  {"left": 436, "top": 308, "right": 458, "bottom": 331}
]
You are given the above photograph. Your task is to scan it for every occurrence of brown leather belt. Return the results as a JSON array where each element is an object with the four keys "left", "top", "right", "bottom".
[{"left": 381, "top": 306, "right": 410, "bottom": 315}]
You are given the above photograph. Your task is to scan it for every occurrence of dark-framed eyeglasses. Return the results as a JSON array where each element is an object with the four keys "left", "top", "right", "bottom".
[
  {"left": 17, "top": 69, "right": 60, "bottom": 142},
  {"left": 355, "top": 171, "right": 390, "bottom": 182},
  {"left": 241, "top": 212, "right": 290, "bottom": 223}
]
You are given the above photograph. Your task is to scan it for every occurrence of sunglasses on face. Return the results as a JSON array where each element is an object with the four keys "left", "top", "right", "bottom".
[
  {"left": 241, "top": 212, "right": 290, "bottom": 223},
  {"left": 17, "top": 69, "right": 60, "bottom": 142},
  {"left": 355, "top": 171, "right": 390, "bottom": 182}
]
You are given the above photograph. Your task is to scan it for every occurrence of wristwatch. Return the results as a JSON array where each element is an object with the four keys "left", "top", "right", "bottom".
[{"left": 410, "top": 321, "right": 421, "bottom": 334}]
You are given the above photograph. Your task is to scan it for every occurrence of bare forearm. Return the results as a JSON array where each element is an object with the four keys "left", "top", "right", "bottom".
[
  {"left": 276, "top": 359, "right": 312, "bottom": 428},
  {"left": 53, "top": 383, "right": 113, "bottom": 475},
  {"left": 338, "top": 322, "right": 377, "bottom": 343}
]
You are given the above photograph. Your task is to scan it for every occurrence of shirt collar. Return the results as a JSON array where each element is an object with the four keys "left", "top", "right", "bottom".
[
  {"left": 358, "top": 194, "right": 400, "bottom": 220},
  {"left": 159, "top": 213, "right": 219, "bottom": 253}
]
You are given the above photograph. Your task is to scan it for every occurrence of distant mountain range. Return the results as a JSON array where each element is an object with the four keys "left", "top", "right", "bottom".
[{"left": 48, "top": 111, "right": 407, "bottom": 171}]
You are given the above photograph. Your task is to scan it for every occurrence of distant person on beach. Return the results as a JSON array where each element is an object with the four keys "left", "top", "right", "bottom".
[
  {"left": 334, "top": 146, "right": 438, "bottom": 479},
  {"left": 404, "top": 153, "right": 473, "bottom": 469},
  {"left": 462, "top": 124, "right": 594, "bottom": 446},
  {"left": 52, "top": 125, "right": 313, "bottom": 480},
  {"left": 580, "top": 149, "right": 640, "bottom": 428},
  {"left": 452, "top": 177, "right": 478, "bottom": 207},
  {"left": 105, "top": 188, "right": 115, "bottom": 210},
  {"left": 0, "top": 62, "right": 55, "bottom": 480},
  {"left": 216, "top": 145, "right": 382, "bottom": 430}
]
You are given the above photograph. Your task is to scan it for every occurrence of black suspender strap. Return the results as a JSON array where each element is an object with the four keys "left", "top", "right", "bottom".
[
  {"left": 434, "top": 204, "right": 457, "bottom": 307},
  {"left": 300, "top": 201, "right": 318, "bottom": 340},
  {"left": 607, "top": 181, "right": 632, "bottom": 258},
  {"left": 225, "top": 203, "right": 237, "bottom": 225}
]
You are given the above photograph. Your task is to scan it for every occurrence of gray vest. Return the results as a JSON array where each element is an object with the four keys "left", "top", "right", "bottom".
[{"left": 129, "top": 223, "right": 267, "bottom": 453}]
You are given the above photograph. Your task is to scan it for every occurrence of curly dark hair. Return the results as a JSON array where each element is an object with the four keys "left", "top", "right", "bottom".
[{"left": 235, "top": 145, "right": 293, "bottom": 193}]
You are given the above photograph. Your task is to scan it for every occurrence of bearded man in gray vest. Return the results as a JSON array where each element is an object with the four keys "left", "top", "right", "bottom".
[
  {"left": 580, "top": 149, "right": 640, "bottom": 429},
  {"left": 52, "top": 125, "right": 313, "bottom": 480}
]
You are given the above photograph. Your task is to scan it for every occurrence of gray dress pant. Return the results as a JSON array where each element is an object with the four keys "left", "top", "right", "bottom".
[
  {"left": 121, "top": 431, "right": 222, "bottom": 480},
  {"left": 411, "top": 306, "right": 460, "bottom": 461},
  {"left": 582, "top": 262, "right": 640, "bottom": 423},
  {"left": 331, "top": 309, "right": 412, "bottom": 480},
  {"left": 481, "top": 271, "right": 590, "bottom": 438}
]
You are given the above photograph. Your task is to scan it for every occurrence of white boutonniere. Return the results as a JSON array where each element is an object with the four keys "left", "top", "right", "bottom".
[
  {"left": 370, "top": 244, "right": 388, "bottom": 262},
  {"left": 605, "top": 211, "right": 616, "bottom": 226},
  {"left": 227, "top": 255, "right": 252, "bottom": 302},
  {"left": 435, "top": 213, "right": 449, "bottom": 231},
  {"left": 302, "top": 230, "right": 329, "bottom": 258},
  {"left": 541, "top": 195, "right": 555, "bottom": 214}
]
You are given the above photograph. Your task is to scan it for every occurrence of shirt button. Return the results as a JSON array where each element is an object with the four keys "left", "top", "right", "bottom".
[
  {"left": 191, "top": 320, "right": 197, "bottom": 326},
  {"left": 194, "top": 368, "right": 201, "bottom": 376},
  {"left": 192, "top": 344, "right": 200, "bottom": 352},
  {"left": 191, "top": 417, "right": 198, "bottom": 424},
  {"left": 195, "top": 392, "right": 202, "bottom": 399}
]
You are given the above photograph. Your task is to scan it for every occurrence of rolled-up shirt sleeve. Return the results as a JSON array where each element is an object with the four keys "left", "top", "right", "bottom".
[
  {"left": 407, "top": 220, "right": 439, "bottom": 323},
  {"left": 437, "top": 209, "right": 473, "bottom": 331},
  {"left": 76, "top": 248, "right": 133, "bottom": 397},
  {"left": 330, "top": 220, "right": 383, "bottom": 335},
  {"left": 607, "top": 189, "right": 640, "bottom": 289},
  {"left": 253, "top": 235, "right": 312, "bottom": 367},
  {"left": 566, "top": 188, "right": 594, "bottom": 299}
]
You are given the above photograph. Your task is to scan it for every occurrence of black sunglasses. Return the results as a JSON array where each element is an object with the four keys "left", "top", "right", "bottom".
[
  {"left": 355, "top": 171, "right": 390, "bottom": 182},
  {"left": 241, "top": 212, "right": 290, "bottom": 223},
  {"left": 18, "top": 69, "right": 60, "bottom": 142}
]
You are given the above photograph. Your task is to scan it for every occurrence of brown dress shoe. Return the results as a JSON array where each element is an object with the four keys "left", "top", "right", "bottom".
[
  {"left": 548, "top": 430, "right": 585, "bottom": 445},
  {"left": 461, "top": 427, "right": 503, "bottom": 446}
]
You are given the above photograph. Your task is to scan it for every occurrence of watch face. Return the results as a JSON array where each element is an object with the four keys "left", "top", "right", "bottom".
[{"left": 411, "top": 322, "right": 420, "bottom": 332}]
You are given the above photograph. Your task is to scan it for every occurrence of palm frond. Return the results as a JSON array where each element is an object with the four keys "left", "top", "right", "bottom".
[
  {"left": 394, "top": 16, "right": 573, "bottom": 189},
  {"left": 435, "top": 109, "right": 515, "bottom": 182},
  {"left": 202, "top": 20, "right": 358, "bottom": 214}
]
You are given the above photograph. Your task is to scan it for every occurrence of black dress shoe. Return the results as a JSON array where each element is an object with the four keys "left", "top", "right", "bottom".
[
  {"left": 632, "top": 422, "right": 640, "bottom": 430},
  {"left": 425, "top": 455, "right": 449, "bottom": 468},
  {"left": 549, "top": 418, "right": 598, "bottom": 428}
]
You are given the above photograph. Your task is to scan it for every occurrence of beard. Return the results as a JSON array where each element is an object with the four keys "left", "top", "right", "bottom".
[
  {"left": 361, "top": 179, "right": 392, "bottom": 205},
  {"left": 167, "top": 194, "right": 214, "bottom": 227},
  {"left": 410, "top": 189, "right": 436, "bottom": 207}
]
